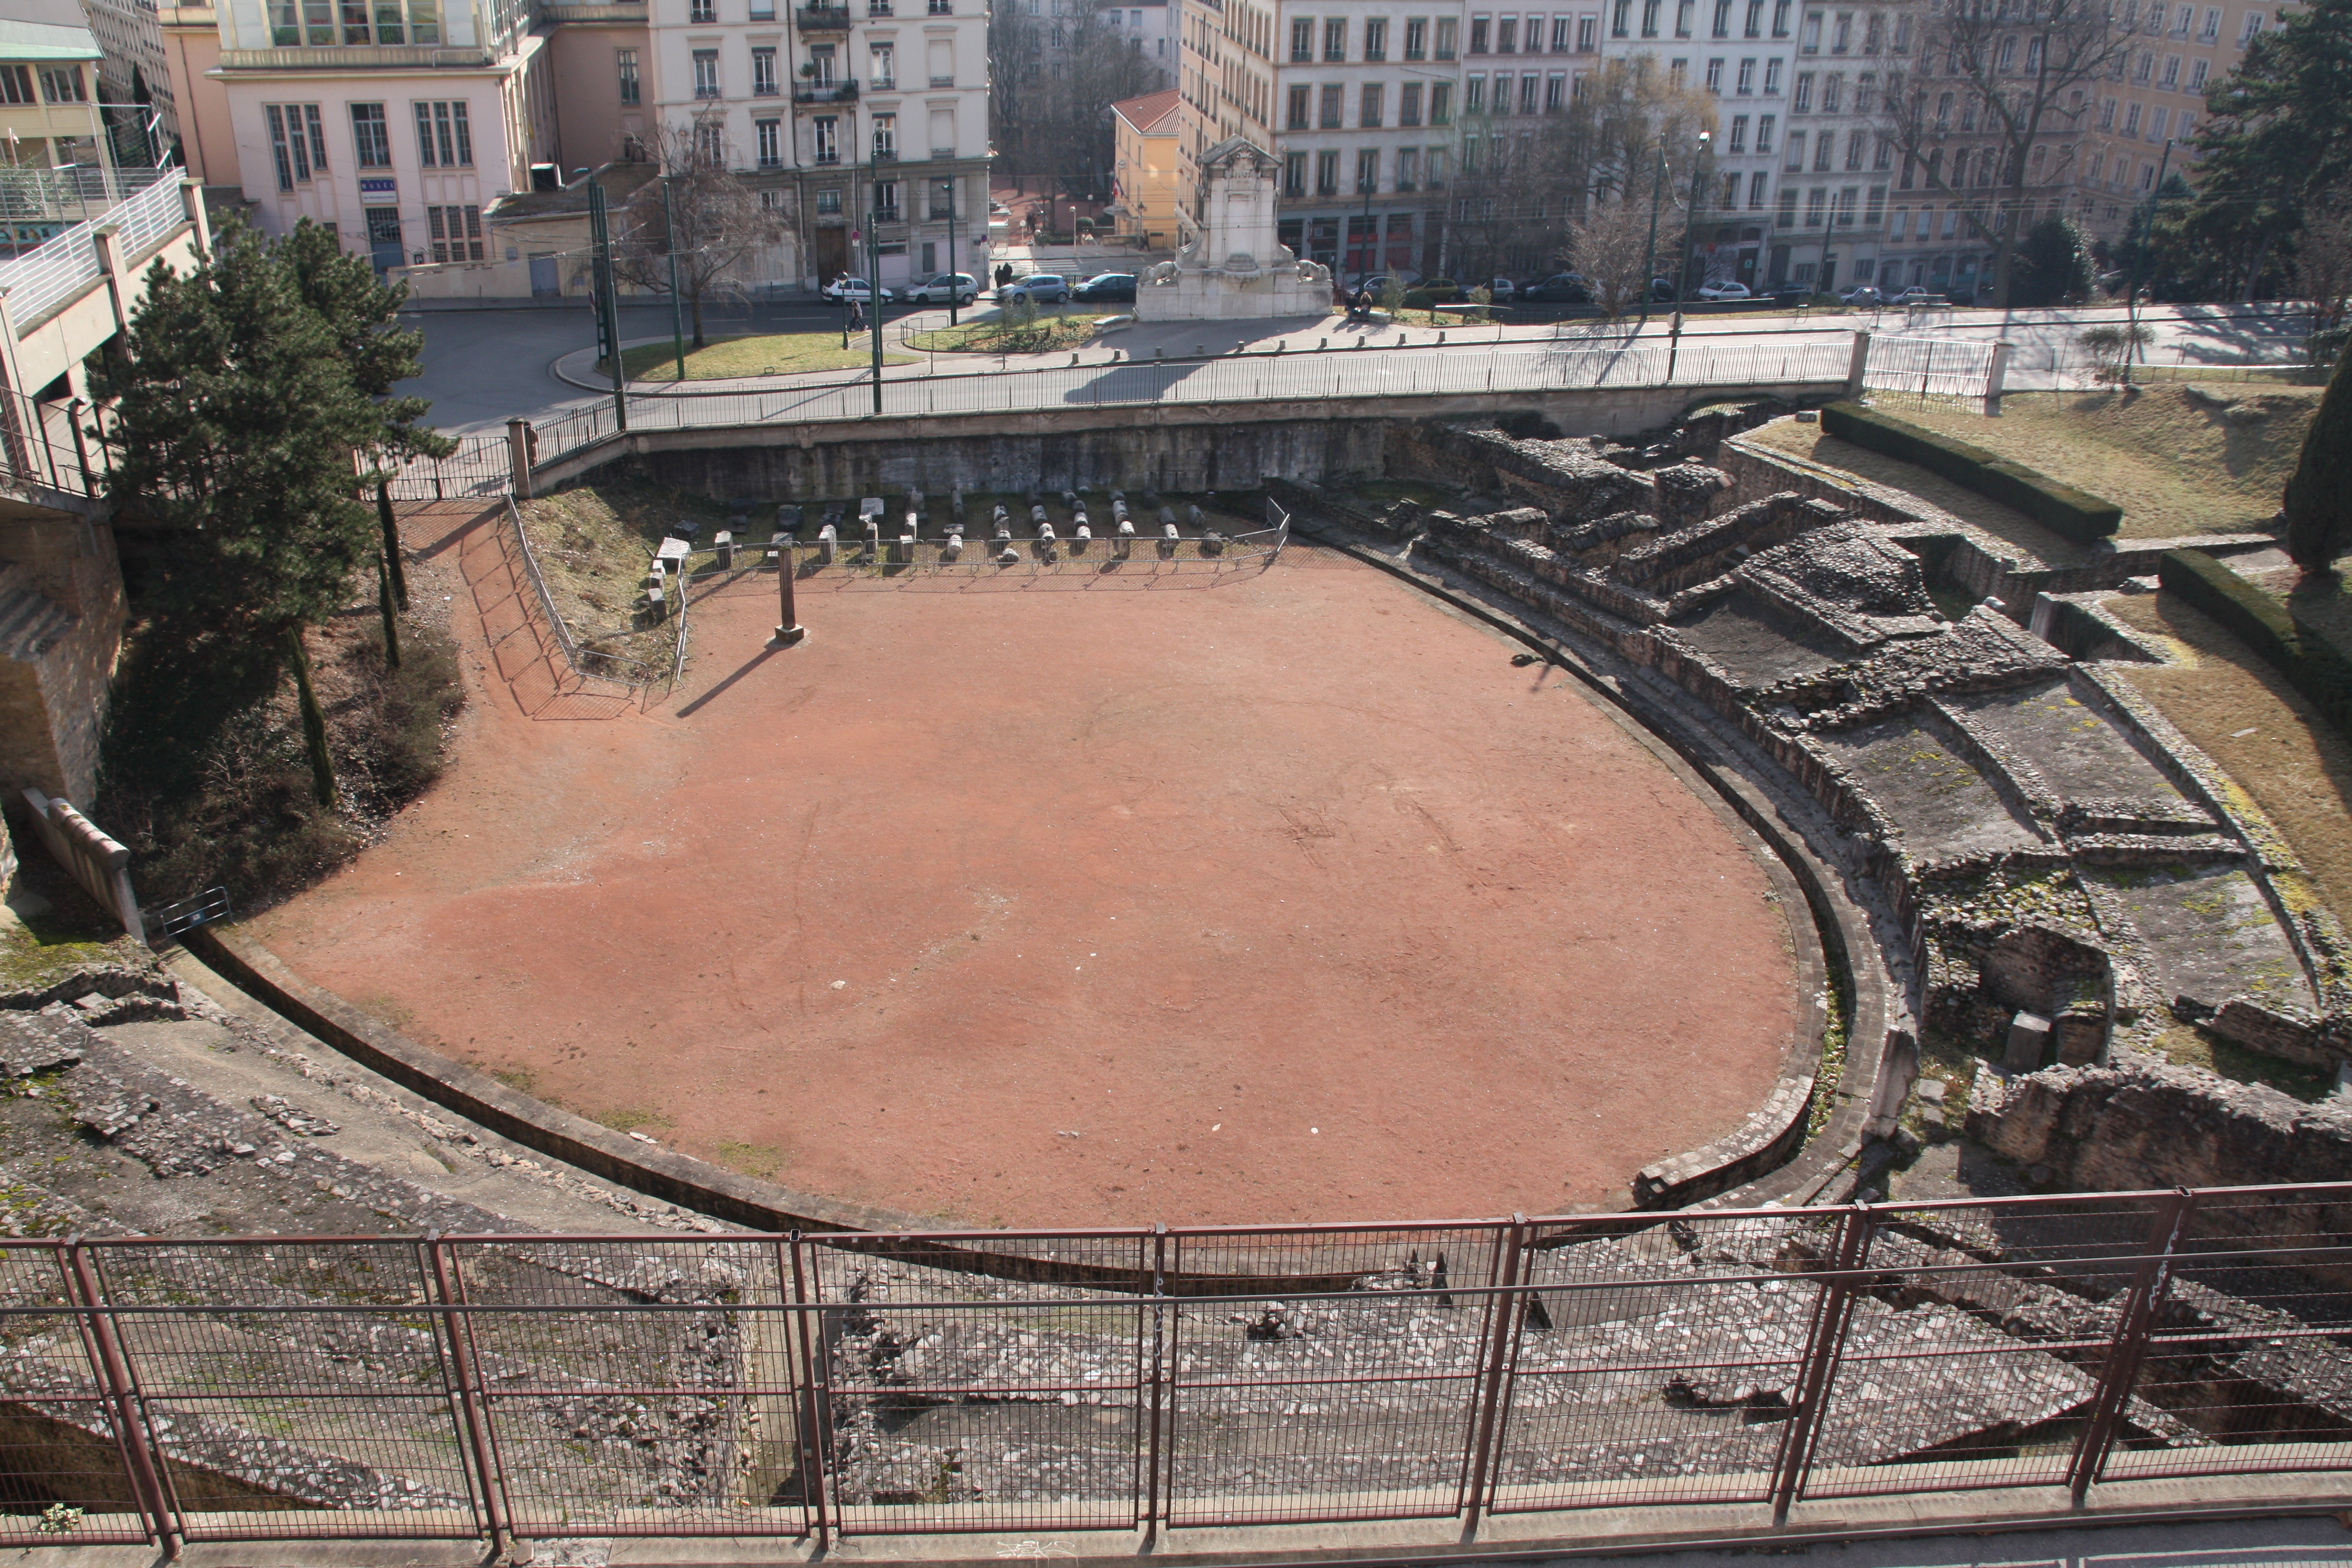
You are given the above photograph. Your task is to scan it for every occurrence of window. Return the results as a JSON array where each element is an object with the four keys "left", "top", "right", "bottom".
[
  {"left": 753, "top": 46, "right": 778, "bottom": 94},
  {"left": 1874, "top": 134, "right": 1891, "bottom": 170},
  {"left": 1814, "top": 131, "right": 1832, "bottom": 169},
  {"left": 1316, "top": 148, "right": 1340, "bottom": 194},
  {"left": 1799, "top": 8, "right": 1819, "bottom": 49},
  {"left": 2133, "top": 50, "right": 2153, "bottom": 82},
  {"left": 2199, "top": 3, "right": 2218, "bottom": 37},
  {"left": 1466, "top": 72, "right": 1486, "bottom": 111},
  {"left": 1501, "top": 14, "right": 1521, "bottom": 50},
  {"left": 1750, "top": 170, "right": 1770, "bottom": 205},
  {"left": 1320, "top": 83, "right": 1343, "bottom": 126},
  {"left": 695, "top": 119, "right": 724, "bottom": 161},
  {"left": 1396, "top": 147, "right": 1420, "bottom": 189},
  {"left": 2178, "top": 112, "right": 2195, "bottom": 140},
  {"left": 818, "top": 187, "right": 842, "bottom": 213},
  {"left": 1854, "top": 69, "right": 1873, "bottom": 112},
  {"left": 350, "top": 102, "right": 391, "bottom": 167},
  {"left": 1470, "top": 13, "right": 1491, "bottom": 48},
  {"left": 1287, "top": 84, "right": 1310, "bottom": 127},
  {"left": 1357, "top": 148, "right": 1380, "bottom": 190},
  {"left": 1736, "top": 56, "right": 1755, "bottom": 91},
  {"left": 1935, "top": 89, "right": 1952, "bottom": 128},
  {"left": 2123, "top": 100, "right": 2141, "bottom": 134},
  {"left": 1763, "top": 58, "right": 1782, "bottom": 91},
  {"left": 809, "top": 43, "right": 835, "bottom": 81},
  {"left": 1722, "top": 171, "right": 1741, "bottom": 204},
  {"left": 752, "top": 0, "right": 775, "bottom": 17},
  {"left": 1428, "top": 146, "right": 1448, "bottom": 186},
  {"left": 1640, "top": 0, "right": 1659, "bottom": 34},
  {"left": 756, "top": 117, "right": 781, "bottom": 166},
  {"left": 427, "top": 204, "right": 482, "bottom": 263},
  {"left": 1890, "top": 202, "right": 1907, "bottom": 236},
  {"left": 1545, "top": 70, "right": 1566, "bottom": 108},
  {"left": 1706, "top": 56, "right": 1724, "bottom": 89},
  {"left": 1806, "top": 185, "right": 1827, "bottom": 224},
  {"left": 267, "top": 105, "right": 315, "bottom": 189},
  {"left": 1745, "top": 0, "right": 1762, "bottom": 32},
  {"left": 1777, "top": 187, "right": 1798, "bottom": 221},
  {"left": 2160, "top": 53, "right": 2180, "bottom": 87},
  {"left": 1863, "top": 10, "right": 1880, "bottom": 50},
  {"left": 614, "top": 47, "right": 641, "bottom": 105},
  {"left": 1360, "top": 82, "right": 1384, "bottom": 124},
  {"left": 814, "top": 115, "right": 839, "bottom": 162},
  {"left": 874, "top": 179, "right": 899, "bottom": 219},
  {"left": 1772, "top": 0, "right": 1790, "bottom": 35},
  {"left": 2149, "top": 105, "right": 2170, "bottom": 140},
  {"left": 692, "top": 49, "right": 720, "bottom": 96},
  {"left": 1728, "top": 112, "right": 1749, "bottom": 149},
  {"left": 1832, "top": 8, "right": 1849, "bottom": 48},
  {"left": 1401, "top": 81, "right": 1423, "bottom": 123},
  {"left": 1522, "top": 70, "right": 1541, "bottom": 110},
  {"left": 1845, "top": 128, "right": 1864, "bottom": 168},
  {"left": 1326, "top": 17, "right": 1348, "bottom": 57},
  {"left": 1436, "top": 16, "right": 1458, "bottom": 55},
  {"left": 1822, "top": 70, "right": 1841, "bottom": 111},
  {"left": 873, "top": 111, "right": 896, "bottom": 157},
  {"left": 1364, "top": 17, "right": 1388, "bottom": 57},
  {"left": 1283, "top": 150, "right": 1306, "bottom": 195},
  {"left": 0, "top": 66, "right": 30, "bottom": 105},
  {"left": 2099, "top": 96, "right": 2116, "bottom": 128},
  {"left": 2138, "top": 159, "right": 2157, "bottom": 190},
  {"left": 870, "top": 42, "right": 892, "bottom": 85},
  {"left": 1577, "top": 15, "right": 1596, "bottom": 47},
  {"left": 1785, "top": 129, "right": 1805, "bottom": 168},
  {"left": 2187, "top": 57, "right": 2208, "bottom": 90},
  {"left": 1291, "top": 17, "right": 1313, "bottom": 57},
  {"left": 1793, "top": 70, "right": 1812, "bottom": 110},
  {"left": 413, "top": 100, "right": 471, "bottom": 166},
  {"left": 690, "top": 0, "right": 715, "bottom": 17},
  {"left": 1757, "top": 113, "right": 1774, "bottom": 149},
  {"left": 1406, "top": 16, "right": 1428, "bottom": 55},
  {"left": 37, "top": 65, "right": 84, "bottom": 104},
  {"left": 1674, "top": 0, "right": 1692, "bottom": 36},
  {"left": 1995, "top": 35, "right": 2014, "bottom": 70},
  {"left": 1430, "top": 80, "right": 1453, "bottom": 120}
]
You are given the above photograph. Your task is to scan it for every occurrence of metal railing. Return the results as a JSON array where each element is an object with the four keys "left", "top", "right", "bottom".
[
  {"left": 492, "top": 495, "right": 660, "bottom": 694},
  {"left": 1860, "top": 332, "right": 2000, "bottom": 400},
  {"left": 4, "top": 1183, "right": 2350, "bottom": 1554},
  {"left": 382, "top": 434, "right": 513, "bottom": 500},
  {"left": 0, "top": 169, "right": 189, "bottom": 330},
  {"left": 529, "top": 337, "right": 1865, "bottom": 472}
]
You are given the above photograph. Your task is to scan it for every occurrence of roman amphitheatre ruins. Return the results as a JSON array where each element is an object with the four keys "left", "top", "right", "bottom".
[{"left": 6, "top": 348, "right": 2352, "bottom": 1556}]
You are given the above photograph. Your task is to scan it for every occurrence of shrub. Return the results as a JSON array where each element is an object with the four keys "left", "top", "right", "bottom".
[
  {"left": 2160, "top": 548, "right": 2352, "bottom": 733},
  {"left": 1402, "top": 289, "right": 1435, "bottom": 311},
  {"left": 1820, "top": 400, "right": 2123, "bottom": 542},
  {"left": 2079, "top": 322, "right": 2154, "bottom": 383},
  {"left": 2284, "top": 349, "right": 2352, "bottom": 573}
]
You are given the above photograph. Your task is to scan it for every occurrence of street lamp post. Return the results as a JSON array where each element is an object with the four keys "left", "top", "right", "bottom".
[
  {"left": 941, "top": 176, "right": 960, "bottom": 327},
  {"left": 2121, "top": 137, "right": 2173, "bottom": 388},
  {"left": 1640, "top": 140, "right": 1668, "bottom": 329},
  {"left": 662, "top": 176, "right": 687, "bottom": 383},
  {"left": 1682, "top": 130, "right": 1712, "bottom": 302}
]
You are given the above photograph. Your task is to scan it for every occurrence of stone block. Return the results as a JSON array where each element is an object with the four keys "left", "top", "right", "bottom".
[
  {"left": 2003, "top": 1011, "right": 2052, "bottom": 1074},
  {"left": 714, "top": 531, "right": 733, "bottom": 570}
]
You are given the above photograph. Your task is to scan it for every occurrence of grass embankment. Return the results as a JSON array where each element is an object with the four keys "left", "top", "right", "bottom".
[
  {"left": 516, "top": 480, "right": 729, "bottom": 674},
  {"left": 906, "top": 311, "right": 1104, "bottom": 353},
  {"left": 1884, "top": 385, "right": 2320, "bottom": 539},
  {"left": 604, "top": 331, "right": 916, "bottom": 382}
]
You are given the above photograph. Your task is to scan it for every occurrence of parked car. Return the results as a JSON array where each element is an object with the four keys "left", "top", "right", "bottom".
[
  {"left": 1840, "top": 283, "right": 1884, "bottom": 306},
  {"left": 1070, "top": 272, "right": 1138, "bottom": 302},
  {"left": 1520, "top": 273, "right": 1594, "bottom": 303},
  {"left": 902, "top": 271, "right": 978, "bottom": 304},
  {"left": 1000, "top": 274, "right": 1070, "bottom": 303},
  {"left": 1892, "top": 285, "right": 1943, "bottom": 305},
  {"left": 1695, "top": 280, "right": 1752, "bottom": 301},
  {"left": 821, "top": 276, "right": 896, "bottom": 304},
  {"left": 1484, "top": 277, "right": 1518, "bottom": 301}
]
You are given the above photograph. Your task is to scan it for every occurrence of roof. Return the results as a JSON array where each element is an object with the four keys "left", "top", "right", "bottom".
[
  {"left": 0, "top": 0, "right": 100, "bottom": 63},
  {"left": 1112, "top": 88, "right": 1181, "bottom": 137},
  {"left": 486, "top": 158, "right": 661, "bottom": 221}
]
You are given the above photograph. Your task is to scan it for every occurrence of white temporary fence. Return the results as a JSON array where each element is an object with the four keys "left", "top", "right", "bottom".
[
  {"left": 0, "top": 170, "right": 189, "bottom": 330},
  {"left": 531, "top": 336, "right": 1868, "bottom": 467},
  {"left": 1859, "top": 333, "right": 2000, "bottom": 399}
]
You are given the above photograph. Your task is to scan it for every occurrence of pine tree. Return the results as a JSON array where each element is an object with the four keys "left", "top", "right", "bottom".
[
  {"left": 96, "top": 219, "right": 390, "bottom": 806},
  {"left": 2285, "top": 349, "right": 2352, "bottom": 575}
]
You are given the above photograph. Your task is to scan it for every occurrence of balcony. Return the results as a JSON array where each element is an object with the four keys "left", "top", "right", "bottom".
[
  {"left": 870, "top": 74, "right": 894, "bottom": 89},
  {"left": 219, "top": 43, "right": 491, "bottom": 68},
  {"left": 793, "top": 79, "right": 859, "bottom": 101},
  {"left": 794, "top": 5, "right": 850, "bottom": 28},
  {"left": 873, "top": 145, "right": 897, "bottom": 161},
  {"left": 928, "top": 73, "right": 954, "bottom": 86}
]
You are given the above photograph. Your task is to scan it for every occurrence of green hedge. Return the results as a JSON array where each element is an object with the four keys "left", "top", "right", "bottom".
[
  {"left": 2159, "top": 548, "right": 2352, "bottom": 734},
  {"left": 1820, "top": 400, "right": 2122, "bottom": 543}
]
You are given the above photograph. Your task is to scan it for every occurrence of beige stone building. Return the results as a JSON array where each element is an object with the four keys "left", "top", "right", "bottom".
[{"left": 1110, "top": 83, "right": 1180, "bottom": 246}]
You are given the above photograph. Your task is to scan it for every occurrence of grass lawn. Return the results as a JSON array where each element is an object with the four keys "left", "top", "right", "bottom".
[
  {"left": 1883, "top": 385, "right": 2320, "bottom": 540},
  {"left": 1741, "top": 417, "right": 2095, "bottom": 567},
  {"left": 2100, "top": 589, "right": 2352, "bottom": 929},
  {"left": 905, "top": 311, "right": 1106, "bottom": 352},
  {"left": 607, "top": 331, "right": 916, "bottom": 382}
]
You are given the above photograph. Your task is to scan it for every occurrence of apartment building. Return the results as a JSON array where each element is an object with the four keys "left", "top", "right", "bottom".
[
  {"left": 0, "top": 0, "right": 110, "bottom": 175},
  {"left": 210, "top": 0, "right": 562, "bottom": 275},
  {"left": 1110, "top": 83, "right": 1180, "bottom": 244},
  {"left": 79, "top": 0, "right": 180, "bottom": 155},
  {"left": 2076, "top": 0, "right": 2277, "bottom": 241},
  {"left": 646, "top": 0, "right": 988, "bottom": 288},
  {"left": 1602, "top": 0, "right": 1796, "bottom": 290},
  {"left": 1768, "top": 2, "right": 1908, "bottom": 292}
]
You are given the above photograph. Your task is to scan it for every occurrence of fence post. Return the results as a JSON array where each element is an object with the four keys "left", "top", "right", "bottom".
[
  {"left": 1844, "top": 330, "right": 1872, "bottom": 399},
  {"left": 423, "top": 1233, "right": 509, "bottom": 1558},
  {"left": 1984, "top": 339, "right": 2015, "bottom": 417},
  {"left": 2064, "top": 1189, "right": 2193, "bottom": 1502},
  {"left": 785, "top": 1233, "right": 833, "bottom": 1549},
  {"left": 1142, "top": 1223, "right": 1168, "bottom": 1540},
  {"left": 59, "top": 1237, "right": 176, "bottom": 1553},
  {"left": 1769, "top": 1204, "right": 1873, "bottom": 1523},
  {"left": 1461, "top": 1216, "right": 1528, "bottom": 1528},
  {"left": 507, "top": 418, "right": 535, "bottom": 500}
]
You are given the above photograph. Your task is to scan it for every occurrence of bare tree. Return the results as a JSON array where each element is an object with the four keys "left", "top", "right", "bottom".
[
  {"left": 1879, "top": 0, "right": 2127, "bottom": 308},
  {"left": 1567, "top": 194, "right": 1674, "bottom": 318},
  {"left": 992, "top": 1, "right": 1168, "bottom": 201},
  {"left": 2290, "top": 180, "right": 2352, "bottom": 335},
  {"left": 613, "top": 110, "right": 783, "bottom": 349}
]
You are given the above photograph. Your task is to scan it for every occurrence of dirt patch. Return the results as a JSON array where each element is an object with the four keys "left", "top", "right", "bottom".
[
  {"left": 515, "top": 480, "right": 718, "bottom": 677},
  {"left": 2101, "top": 591, "right": 2352, "bottom": 927},
  {"left": 1888, "top": 386, "right": 2318, "bottom": 540},
  {"left": 1740, "top": 418, "right": 2093, "bottom": 567},
  {"left": 253, "top": 547, "right": 1809, "bottom": 1228}
]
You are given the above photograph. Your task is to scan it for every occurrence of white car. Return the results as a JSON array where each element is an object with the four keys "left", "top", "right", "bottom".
[
  {"left": 1893, "top": 286, "right": 1943, "bottom": 305},
  {"left": 821, "top": 276, "right": 896, "bottom": 304},
  {"left": 902, "top": 271, "right": 977, "bottom": 304},
  {"left": 1695, "top": 280, "right": 1752, "bottom": 301},
  {"left": 1484, "top": 277, "right": 1518, "bottom": 301}
]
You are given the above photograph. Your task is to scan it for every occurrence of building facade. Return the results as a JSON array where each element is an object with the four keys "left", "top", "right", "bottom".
[
  {"left": 1110, "top": 83, "right": 1180, "bottom": 245},
  {"left": 2074, "top": 0, "right": 2276, "bottom": 242},
  {"left": 80, "top": 0, "right": 182, "bottom": 156},
  {"left": 1767, "top": 1, "right": 1908, "bottom": 292}
]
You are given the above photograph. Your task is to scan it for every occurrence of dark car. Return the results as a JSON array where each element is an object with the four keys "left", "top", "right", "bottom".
[
  {"left": 1070, "top": 272, "right": 1138, "bottom": 303},
  {"left": 1521, "top": 273, "right": 1593, "bottom": 303}
]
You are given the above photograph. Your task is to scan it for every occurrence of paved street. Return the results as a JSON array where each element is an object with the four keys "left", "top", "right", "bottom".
[{"left": 399, "top": 295, "right": 2316, "bottom": 434}]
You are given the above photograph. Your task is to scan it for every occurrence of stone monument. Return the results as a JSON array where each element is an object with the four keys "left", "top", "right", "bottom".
[{"left": 1135, "top": 138, "right": 1332, "bottom": 321}]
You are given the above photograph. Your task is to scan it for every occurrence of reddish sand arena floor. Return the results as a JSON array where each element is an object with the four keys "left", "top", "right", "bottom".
[{"left": 253, "top": 516, "right": 1808, "bottom": 1227}]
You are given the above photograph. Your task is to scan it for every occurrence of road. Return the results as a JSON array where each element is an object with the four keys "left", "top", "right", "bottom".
[{"left": 398, "top": 295, "right": 2316, "bottom": 435}]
